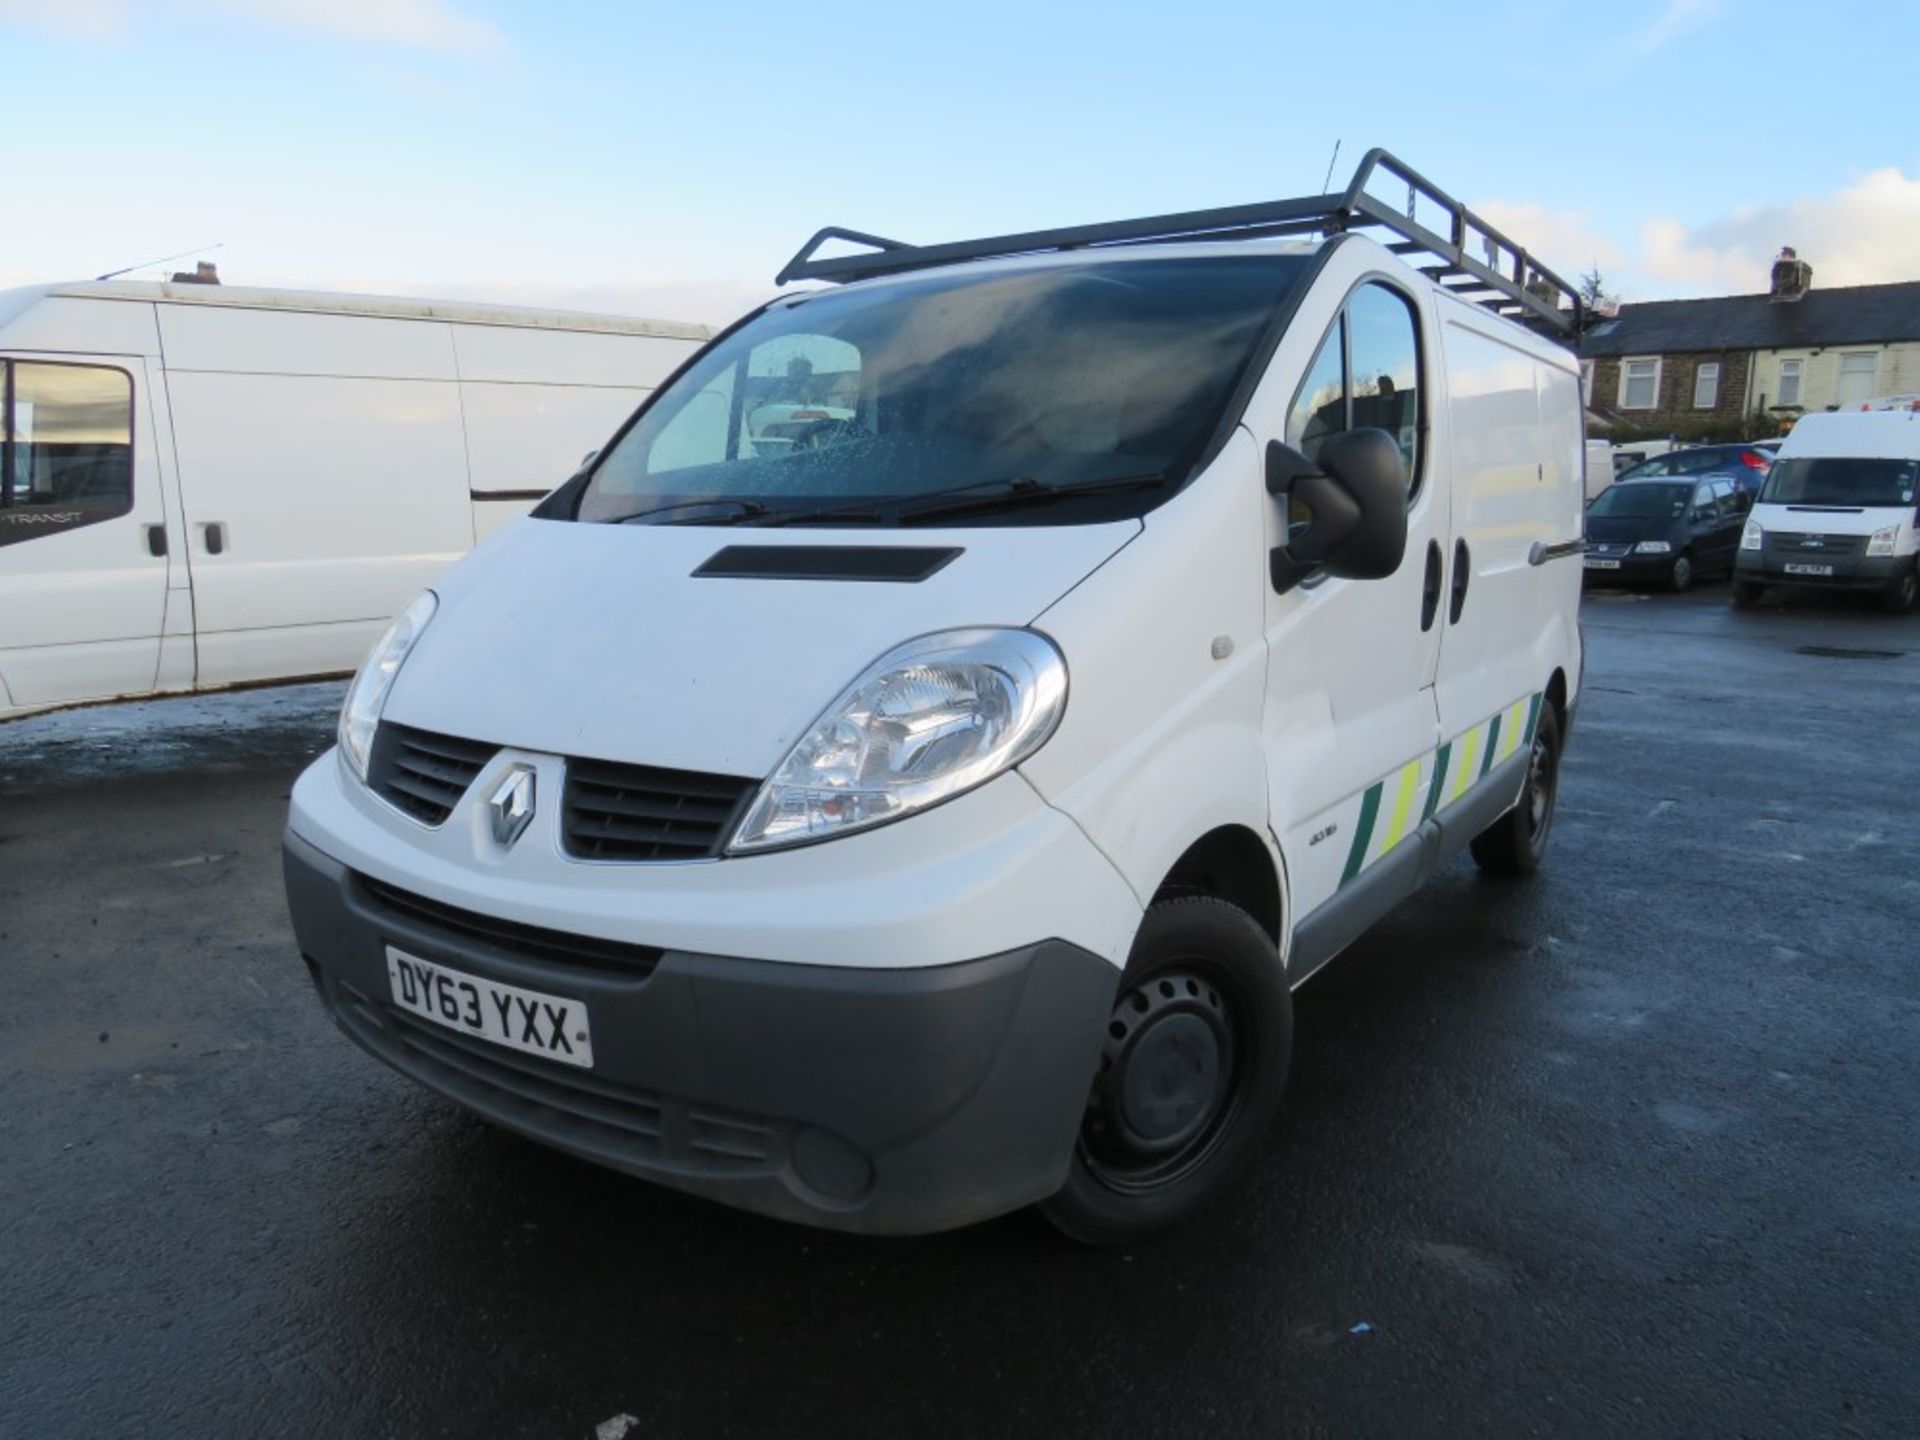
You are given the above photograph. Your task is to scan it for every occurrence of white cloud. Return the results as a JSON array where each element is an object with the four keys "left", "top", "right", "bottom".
[
  {"left": 0, "top": 0, "right": 126, "bottom": 40},
  {"left": 1481, "top": 167, "right": 1920, "bottom": 302},
  {"left": 1620, "top": 0, "right": 1729, "bottom": 55},
  {"left": 0, "top": 0, "right": 505, "bottom": 53}
]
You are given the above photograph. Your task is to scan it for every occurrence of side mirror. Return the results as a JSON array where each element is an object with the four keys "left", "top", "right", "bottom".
[{"left": 1265, "top": 430, "right": 1409, "bottom": 594}]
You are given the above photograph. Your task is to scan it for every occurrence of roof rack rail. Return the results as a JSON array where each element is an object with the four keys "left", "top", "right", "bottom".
[{"left": 775, "top": 148, "right": 1583, "bottom": 340}]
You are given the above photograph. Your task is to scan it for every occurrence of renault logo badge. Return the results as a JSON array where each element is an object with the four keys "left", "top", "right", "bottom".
[{"left": 488, "top": 767, "right": 536, "bottom": 848}]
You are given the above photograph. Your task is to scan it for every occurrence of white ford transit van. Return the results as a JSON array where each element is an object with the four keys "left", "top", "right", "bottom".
[
  {"left": 0, "top": 282, "right": 707, "bottom": 720},
  {"left": 283, "top": 152, "right": 1589, "bottom": 1241},
  {"left": 1733, "top": 410, "right": 1920, "bottom": 613}
]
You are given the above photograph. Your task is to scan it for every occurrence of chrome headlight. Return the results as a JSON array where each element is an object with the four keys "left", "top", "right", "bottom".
[
  {"left": 729, "top": 628, "right": 1068, "bottom": 853},
  {"left": 338, "top": 591, "right": 438, "bottom": 782},
  {"left": 1741, "top": 518, "right": 1763, "bottom": 551},
  {"left": 1635, "top": 540, "right": 1672, "bottom": 554},
  {"left": 1867, "top": 525, "right": 1899, "bottom": 556}
]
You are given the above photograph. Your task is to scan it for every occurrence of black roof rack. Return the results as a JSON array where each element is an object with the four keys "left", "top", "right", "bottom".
[{"left": 775, "top": 148, "right": 1582, "bottom": 341}]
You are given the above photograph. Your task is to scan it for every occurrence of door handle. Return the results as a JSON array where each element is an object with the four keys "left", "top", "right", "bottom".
[
  {"left": 1449, "top": 538, "right": 1470, "bottom": 623},
  {"left": 145, "top": 524, "right": 168, "bottom": 558},
  {"left": 202, "top": 522, "right": 227, "bottom": 556},
  {"left": 1420, "top": 539, "right": 1442, "bottom": 631}
]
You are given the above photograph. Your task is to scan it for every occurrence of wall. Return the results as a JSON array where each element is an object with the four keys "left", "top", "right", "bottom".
[{"left": 1748, "top": 342, "right": 1920, "bottom": 420}]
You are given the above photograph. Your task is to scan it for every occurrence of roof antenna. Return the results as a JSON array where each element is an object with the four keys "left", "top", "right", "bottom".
[
  {"left": 1320, "top": 139, "right": 1343, "bottom": 195},
  {"left": 95, "top": 242, "right": 223, "bottom": 282}
]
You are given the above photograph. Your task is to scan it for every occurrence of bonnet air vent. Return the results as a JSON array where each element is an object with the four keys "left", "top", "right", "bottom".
[{"left": 693, "top": 545, "right": 963, "bottom": 582}]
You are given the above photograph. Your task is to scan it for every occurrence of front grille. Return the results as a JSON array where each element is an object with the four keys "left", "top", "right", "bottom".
[
  {"left": 1765, "top": 531, "right": 1867, "bottom": 557},
  {"left": 368, "top": 723, "right": 497, "bottom": 825},
  {"left": 1586, "top": 541, "right": 1633, "bottom": 558},
  {"left": 357, "top": 873, "right": 663, "bottom": 979},
  {"left": 562, "top": 757, "right": 759, "bottom": 862},
  {"left": 330, "top": 978, "right": 789, "bottom": 1178}
]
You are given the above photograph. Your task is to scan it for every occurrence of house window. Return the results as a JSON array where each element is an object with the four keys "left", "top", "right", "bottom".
[
  {"left": 1580, "top": 361, "right": 1594, "bottom": 406},
  {"left": 1777, "top": 358, "right": 1803, "bottom": 407},
  {"left": 1837, "top": 352, "right": 1877, "bottom": 406},
  {"left": 1693, "top": 362, "right": 1720, "bottom": 409},
  {"left": 1619, "top": 358, "right": 1660, "bottom": 410}
]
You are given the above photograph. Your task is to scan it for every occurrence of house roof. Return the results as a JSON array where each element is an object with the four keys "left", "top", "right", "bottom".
[{"left": 1581, "top": 281, "right": 1920, "bottom": 357}]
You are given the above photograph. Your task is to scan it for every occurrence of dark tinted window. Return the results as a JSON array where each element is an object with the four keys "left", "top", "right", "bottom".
[
  {"left": 1588, "top": 482, "right": 1690, "bottom": 518},
  {"left": 580, "top": 256, "right": 1305, "bottom": 527},
  {"left": 0, "top": 362, "right": 134, "bottom": 549},
  {"left": 1760, "top": 457, "right": 1919, "bottom": 507}
]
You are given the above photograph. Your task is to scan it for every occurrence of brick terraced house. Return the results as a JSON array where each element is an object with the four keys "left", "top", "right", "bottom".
[{"left": 1581, "top": 249, "right": 1920, "bottom": 437}]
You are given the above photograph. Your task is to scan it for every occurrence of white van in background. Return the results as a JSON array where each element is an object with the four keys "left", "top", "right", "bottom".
[
  {"left": 284, "top": 151, "right": 1589, "bottom": 1241},
  {"left": 0, "top": 282, "right": 708, "bottom": 720},
  {"left": 1734, "top": 410, "right": 1920, "bottom": 613}
]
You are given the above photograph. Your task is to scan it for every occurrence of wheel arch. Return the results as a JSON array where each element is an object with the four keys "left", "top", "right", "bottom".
[{"left": 1148, "top": 824, "right": 1288, "bottom": 954}]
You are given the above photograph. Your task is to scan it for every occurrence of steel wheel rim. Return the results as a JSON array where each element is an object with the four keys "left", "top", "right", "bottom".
[
  {"left": 1526, "top": 728, "right": 1556, "bottom": 847},
  {"left": 1079, "top": 965, "right": 1243, "bottom": 1194}
]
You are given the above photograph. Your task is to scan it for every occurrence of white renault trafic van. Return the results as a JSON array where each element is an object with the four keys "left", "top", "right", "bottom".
[
  {"left": 283, "top": 152, "right": 1588, "bottom": 1242},
  {"left": 1733, "top": 410, "right": 1920, "bottom": 613}
]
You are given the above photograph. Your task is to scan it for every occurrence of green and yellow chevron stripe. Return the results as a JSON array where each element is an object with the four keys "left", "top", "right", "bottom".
[{"left": 1337, "top": 691, "right": 1542, "bottom": 889}]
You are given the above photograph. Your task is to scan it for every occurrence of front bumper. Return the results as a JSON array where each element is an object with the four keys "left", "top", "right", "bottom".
[
  {"left": 285, "top": 830, "right": 1120, "bottom": 1234},
  {"left": 1736, "top": 551, "right": 1910, "bottom": 591}
]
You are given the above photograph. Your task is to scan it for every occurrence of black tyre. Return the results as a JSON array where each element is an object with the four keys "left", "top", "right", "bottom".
[
  {"left": 1731, "top": 578, "right": 1766, "bottom": 609},
  {"left": 1881, "top": 563, "right": 1918, "bottom": 615},
  {"left": 1470, "top": 701, "right": 1562, "bottom": 878},
  {"left": 1666, "top": 551, "right": 1694, "bottom": 593},
  {"left": 1042, "top": 897, "right": 1291, "bottom": 1246}
]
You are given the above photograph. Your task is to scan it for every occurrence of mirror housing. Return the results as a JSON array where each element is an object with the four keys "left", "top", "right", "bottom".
[{"left": 1266, "top": 430, "right": 1410, "bottom": 593}]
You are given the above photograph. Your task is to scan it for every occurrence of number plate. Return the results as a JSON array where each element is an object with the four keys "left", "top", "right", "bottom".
[
  {"left": 1584, "top": 558, "right": 1622, "bottom": 570},
  {"left": 386, "top": 946, "right": 593, "bottom": 1068},
  {"left": 1784, "top": 562, "right": 1834, "bottom": 576}
]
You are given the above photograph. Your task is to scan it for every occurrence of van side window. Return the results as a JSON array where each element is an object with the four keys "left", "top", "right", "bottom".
[
  {"left": 1347, "top": 283, "right": 1421, "bottom": 488},
  {"left": 1286, "top": 318, "right": 1345, "bottom": 461},
  {"left": 0, "top": 362, "right": 134, "bottom": 549},
  {"left": 1284, "top": 283, "right": 1423, "bottom": 498},
  {"left": 645, "top": 364, "right": 737, "bottom": 475}
]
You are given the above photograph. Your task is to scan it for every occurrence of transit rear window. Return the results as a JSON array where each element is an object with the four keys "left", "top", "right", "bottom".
[{"left": 0, "top": 361, "right": 135, "bottom": 548}]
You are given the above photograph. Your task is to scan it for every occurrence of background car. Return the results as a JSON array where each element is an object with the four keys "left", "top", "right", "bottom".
[
  {"left": 1617, "top": 442, "right": 1774, "bottom": 496},
  {"left": 1584, "top": 474, "right": 1751, "bottom": 592}
]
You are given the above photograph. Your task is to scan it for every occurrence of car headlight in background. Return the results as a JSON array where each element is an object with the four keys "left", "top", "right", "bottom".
[
  {"left": 338, "top": 591, "right": 438, "bottom": 782},
  {"left": 1635, "top": 540, "right": 1672, "bottom": 554},
  {"left": 1867, "top": 525, "right": 1899, "bottom": 556},
  {"left": 1741, "top": 519, "right": 1763, "bottom": 551},
  {"left": 729, "top": 628, "right": 1068, "bottom": 853}
]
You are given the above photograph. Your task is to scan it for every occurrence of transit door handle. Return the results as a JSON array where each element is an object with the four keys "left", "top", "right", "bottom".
[
  {"left": 145, "top": 524, "right": 168, "bottom": 558},
  {"left": 1449, "top": 538, "right": 1470, "bottom": 624},
  {"left": 1420, "top": 539, "right": 1442, "bottom": 631},
  {"left": 202, "top": 522, "right": 227, "bottom": 556}
]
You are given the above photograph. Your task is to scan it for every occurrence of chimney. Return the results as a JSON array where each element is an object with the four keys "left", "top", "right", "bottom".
[
  {"left": 170, "top": 261, "right": 221, "bottom": 285},
  {"left": 1769, "top": 246, "right": 1811, "bottom": 303}
]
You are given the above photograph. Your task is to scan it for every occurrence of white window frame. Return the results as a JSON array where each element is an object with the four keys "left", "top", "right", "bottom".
[
  {"left": 1837, "top": 351, "right": 1878, "bottom": 406},
  {"left": 1693, "top": 361, "right": 1720, "bottom": 410},
  {"left": 1618, "top": 357, "right": 1661, "bottom": 411},
  {"left": 1777, "top": 358, "right": 1803, "bottom": 407}
]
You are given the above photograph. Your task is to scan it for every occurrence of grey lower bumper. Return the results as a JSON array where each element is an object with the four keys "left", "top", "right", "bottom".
[
  {"left": 284, "top": 830, "right": 1119, "bottom": 1235},
  {"left": 1736, "top": 551, "right": 1909, "bottom": 590}
]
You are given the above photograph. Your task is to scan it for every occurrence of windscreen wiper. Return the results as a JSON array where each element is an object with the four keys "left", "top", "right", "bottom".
[
  {"left": 610, "top": 497, "right": 769, "bottom": 526},
  {"left": 893, "top": 472, "right": 1166, "bottom": 524}
]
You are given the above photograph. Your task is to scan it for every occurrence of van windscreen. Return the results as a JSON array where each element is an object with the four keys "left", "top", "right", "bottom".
[
  {"left": 1759, "top": 457, "right": 1918, "bottom": 508},
  {"left": 576, "top": 255, "right": 1306, "bottom": 528}
]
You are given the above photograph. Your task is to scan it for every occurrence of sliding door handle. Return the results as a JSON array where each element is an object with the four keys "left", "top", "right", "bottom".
[
  {"left": 145, "top": 524, "right": 168, "bottom": 558},
  {"left": 1420, "top": 539, "right": 1442, "bottom": 631},
  {"left": 202, "top": 522, "right": 228, "bottom": 555},
  {"left": 1449, "top": 538, "right": 1470, "bottom": 624}
]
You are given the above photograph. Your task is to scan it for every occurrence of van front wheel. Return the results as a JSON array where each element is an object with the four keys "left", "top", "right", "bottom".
[
  {"left": 1881, "top": 563, "right": 1918, "bottom": 615},
  {"left": 1041, "top": 897, "right": 1292, "bottom": 1247},
  {"left": 1470, "top": 702, "right": 1562, "bottom": 878}
]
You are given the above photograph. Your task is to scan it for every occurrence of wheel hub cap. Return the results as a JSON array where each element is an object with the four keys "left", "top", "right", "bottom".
[{"left": 1086, "top": 971, "right": 1234, "bottom": 1171}]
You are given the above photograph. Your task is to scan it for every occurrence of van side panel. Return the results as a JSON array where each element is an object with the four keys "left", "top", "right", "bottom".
[
  {"left": 454, "top": 325, "right": 701, "bottom": 540},
  {"left": 1020, "top": 429, "right": 1280, "bottom": 938},
  {"left": 159, "top": 304, "right": 473, "bottom": 686},
  {"left": 1432, "top": 312, "right": 1583, "bottom": 745}
]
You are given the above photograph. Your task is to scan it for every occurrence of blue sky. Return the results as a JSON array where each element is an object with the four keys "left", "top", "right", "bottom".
[{"left": 3, "top": 0, "right": 1917, "bottom": 324}]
